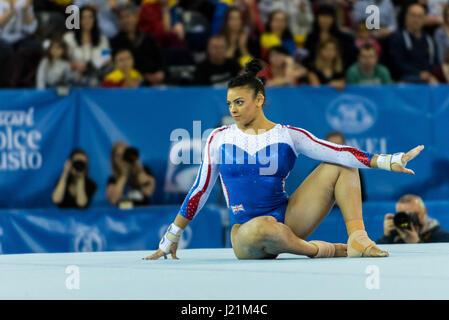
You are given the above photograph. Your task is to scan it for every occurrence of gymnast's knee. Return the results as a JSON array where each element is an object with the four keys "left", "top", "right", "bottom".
[{"left": 248, "top": 216, "right": 278, "bottom": 241}]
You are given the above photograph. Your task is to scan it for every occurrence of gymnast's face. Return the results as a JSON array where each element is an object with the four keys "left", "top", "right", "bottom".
[{"left": 227, "top": 87, "right": 264, "bottom": 127}]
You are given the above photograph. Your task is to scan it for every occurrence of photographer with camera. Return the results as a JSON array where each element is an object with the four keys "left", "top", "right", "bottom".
[
  {"left": 106, "top": 141, "right": 156, "bottom": 207},
  {"left": 52, "top": 149, "right": 97, "bottom": 209},
  {"left": 377, "top": 194, "right": 449, "bottom": 244}
]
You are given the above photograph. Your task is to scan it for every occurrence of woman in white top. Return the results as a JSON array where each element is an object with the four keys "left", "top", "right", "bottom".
[{"left": 63, "top": 5, "right": 111, "bottom": 87}]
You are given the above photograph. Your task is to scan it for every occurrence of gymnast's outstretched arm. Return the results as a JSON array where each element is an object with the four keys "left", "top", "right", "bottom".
[
  {"left": 144, "top": 127, "right": 223, "bottom": 260},
  {"left": 286, "top": 125, "right": 424, "bottom": 174}
]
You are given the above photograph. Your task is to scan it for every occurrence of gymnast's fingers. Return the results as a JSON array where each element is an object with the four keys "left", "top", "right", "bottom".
[
  {"left": 403, "top": 145, "right": 424, "bottom": 162},
  {"left": 143, "top": 249, "right": 165, "bottom": 260}
]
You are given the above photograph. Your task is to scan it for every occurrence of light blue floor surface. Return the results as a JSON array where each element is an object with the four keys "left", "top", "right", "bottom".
[{"left": 1, "top": 243, "right": 448, "bottom": 299}]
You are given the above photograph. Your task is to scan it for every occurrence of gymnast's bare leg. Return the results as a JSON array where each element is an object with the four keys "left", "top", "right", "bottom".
[{"left": 284, "top": 162, "right": 388, "bottom": 257}]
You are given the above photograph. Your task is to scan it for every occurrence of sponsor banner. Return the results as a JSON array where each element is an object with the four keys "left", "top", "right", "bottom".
[
  {"left": 0, "top": 205, "right": 225, "bottom": 254},
  {"left": 0, "top": 90, "right": 77, "bottom": 208}
]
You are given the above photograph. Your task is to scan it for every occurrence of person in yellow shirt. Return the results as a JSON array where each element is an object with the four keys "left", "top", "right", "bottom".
[
  {"left": 259, "top": 10, "right": 296, "bottom": 61},
  {"left": 102, "top": 48, "right": 143, "bottom": 88}
]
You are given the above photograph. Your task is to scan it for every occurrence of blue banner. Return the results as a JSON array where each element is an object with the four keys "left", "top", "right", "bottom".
[
  {"left": 1, "top": 201, "right": 448, "bottom": 253},
  {"left": 0, "top": 205, "right": 226, "bottom": 254},
  {"left": 0, "top": 85, "right": 447, "bottom": 209}
]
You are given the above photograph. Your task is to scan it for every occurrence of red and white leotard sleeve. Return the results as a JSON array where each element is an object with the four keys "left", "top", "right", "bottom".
[{"left": 285, "top": 125, "right": 374, "bottom": 169}]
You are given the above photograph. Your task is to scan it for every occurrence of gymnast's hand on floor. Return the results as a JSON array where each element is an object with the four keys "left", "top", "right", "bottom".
[
  {"left": 143, "top": 243, "right": 179, "bottom": 260},
  {"left": 391, "top": 145, "right": 425, "bottom": 175}
]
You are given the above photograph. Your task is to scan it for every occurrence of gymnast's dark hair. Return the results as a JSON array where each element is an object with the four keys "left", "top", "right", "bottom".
[{"left": 228, "top": 59, "right": 266, "bottom": 98}]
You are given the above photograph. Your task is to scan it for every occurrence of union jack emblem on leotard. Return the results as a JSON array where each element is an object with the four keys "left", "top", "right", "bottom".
[{"left": 231, "top": 204, "right": 245, "bottom": 214}]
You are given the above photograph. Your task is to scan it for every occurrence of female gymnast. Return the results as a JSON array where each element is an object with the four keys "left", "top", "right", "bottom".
[{"left": 145, "top": 59, "right": 424, "bottom": 260}]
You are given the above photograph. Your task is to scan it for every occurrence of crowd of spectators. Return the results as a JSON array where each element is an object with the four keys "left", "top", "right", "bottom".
[{"left": 1, "top": 0, "right": 449, "bottom": 89}]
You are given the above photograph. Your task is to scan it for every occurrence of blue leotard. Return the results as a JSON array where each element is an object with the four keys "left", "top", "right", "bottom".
[{"left": 179, "top": 124, "right": 373, "bottom": 225}]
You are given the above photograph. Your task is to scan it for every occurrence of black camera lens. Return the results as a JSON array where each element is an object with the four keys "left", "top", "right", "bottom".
[
  {"left": 123, "top": 147, "right": 139, "bottom": 163},
  {"left": 394, "top": 211, "right": 420, "bottom": 230},
  {"left": 72, "top": 160, "right": 86, "bottom": 172}
]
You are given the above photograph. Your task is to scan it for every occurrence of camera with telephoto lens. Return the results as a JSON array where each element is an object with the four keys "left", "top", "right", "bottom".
[
  {"left": 123, "top": 146, "right": 140, "bottom": 164},
  {"left": 394, "top": 211, "right": 421, "bottom": 230},
  {"left": 72, "top": 160, "right": 86, "bottom": 172}
]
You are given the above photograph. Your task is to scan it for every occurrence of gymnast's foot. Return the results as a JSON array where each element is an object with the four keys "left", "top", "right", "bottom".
[{"left": 347, "top": 230, "right": 389, "bottom": 257}]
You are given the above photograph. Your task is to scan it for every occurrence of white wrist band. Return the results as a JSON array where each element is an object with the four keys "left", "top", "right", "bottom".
[
  {"left": 377, "top": 153, "right": 405, "bottom": 171},
  {"left": 376, "top": 154, "right": 392, "bottom": 170},
  {"left": 159, "top": 223, "right": 183, "bottom": 253},
  {"left": 391, "top": 152, "right": 405, "bottom": 167}
]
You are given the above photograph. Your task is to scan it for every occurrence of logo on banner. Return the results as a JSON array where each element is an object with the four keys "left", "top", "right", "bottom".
[
  {"left": 73, "top": 226, "right": 105, "bottom": 252},
  {"left": 326, "top": 95, "right": 377, "bottom": 134},
  {"left": 159, "top": 225, "right": 193, "bottom": 249},
  {"left": 164, "top": 138, "right": 203, "bottom": 193},
  {"left": 164, "top": 121, "right": 215, "bottom": 194},
  {"left": 0, "top": 107, "right": 43, "bottom": 170}
]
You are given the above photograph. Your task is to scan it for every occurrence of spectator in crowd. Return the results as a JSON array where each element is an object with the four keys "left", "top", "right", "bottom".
[
  {"left": 63, "top": 5, "right": 112, "bottom": 87},
  {"left": 324, "top": 131, "right": 367, "bottom": 202},
  {"left": 0, "top": 0, "right": 42, "bottom": 87},
  {"left": 102, "top": 48, "right": 143, "bottom": 88},
  {"left": 354, "top": 21, "right": 382, "bottom": 56},
  {"left": 260, "top": 10, "right": 296, "bottom": 60},
  {"left": 194, "top": 35, "right": 241, "bottom": 86},
  {"left": 346, "top": 43, "right": 393, "bottom": 85},
  {"left": 307, "top": 38, "right": 346, "bottom": 90},
  {"left": 219, "top": 6, "right": 260, "bottom": 67},
  {"left": 434, "top": 4, "right": 449, "bottom": 64},
  {"left": 211, "top": 0, "right": 260, "bottom": 36},
  {"left": 304, "top": 4, "right": 357, "bottom": 69},
  {"left": 52, "top": 149, "right": 97, "bottom": 209},
  {"left": 352, "top": 0, "right": 398, "bottom": 40},
  {"left": 167, "top": 0, "right": 213, "bottom": 53},
  {"left": 258, "top": 0, "right": 314, "bottom": 47},
  {"left": 312, "top": 0, "right": 356, "bottom": 31},
  {"left": 396, "top": 0, "right": 443, "bottom": 33},
  {"left": 432, "top": 48, "right": 449, "bottom": 83},
  {"left": 36, "top": 38, "right": 75, "bottom": 89},
  {"left": 106, "top": 142, "right": 156, "bottom": 207},
  {"left": 74, "top": 0, "right": 130, "bottom": 38},
  {"left": 111, "top": 3, "right": 165, "bottom": 86},
  {"left": 388, "top": 3, "right": 439, "bottom": 83},
  {"left": 138, "top": 0, "right": 186, "bottom": 49},
  {"left": 258, "top": 45, "right": 308, "bottom": 86},
  {"left": 377, "top": 194, "right": 449, "bottom": 244}
]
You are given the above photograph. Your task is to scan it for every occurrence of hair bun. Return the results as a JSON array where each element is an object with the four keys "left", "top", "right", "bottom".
[{"left": 244, "top": 59, "right": 264, "bottom": 77}]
